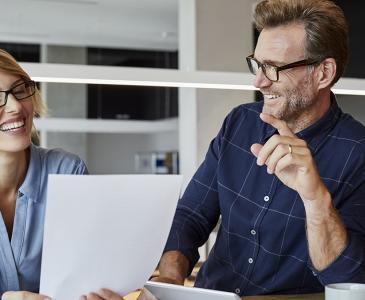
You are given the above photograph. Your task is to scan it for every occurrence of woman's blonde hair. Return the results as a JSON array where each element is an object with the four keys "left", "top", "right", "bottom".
[
  {"left": 0, "top": 49, "right": 47, "bottom": 143},
  {"left": 0, "top": 49, "right": 46, "bottom": 116}
]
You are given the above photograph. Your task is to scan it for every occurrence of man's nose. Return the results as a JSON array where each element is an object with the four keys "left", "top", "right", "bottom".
[{"left": 253, "top": 68, "right": 273, "bottom": 89}]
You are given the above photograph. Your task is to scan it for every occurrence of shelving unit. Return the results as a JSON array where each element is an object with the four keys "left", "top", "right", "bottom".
[
  {"left": 34, "top": 117, "right": 178, "bottom": 134},
  {"left": 28, "top": 63, "right": 365, "bottom": 182}
]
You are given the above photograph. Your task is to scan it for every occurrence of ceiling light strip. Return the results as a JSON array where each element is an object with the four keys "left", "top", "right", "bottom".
[
  {"left": 20, "top": 62, "right": 365, "bottom": 95},
  {"left": 32, "top": 0, "right": 98, "bottom": 5},
  {"left": 30, "top": 76, "right": 256, "bottom": 91}
]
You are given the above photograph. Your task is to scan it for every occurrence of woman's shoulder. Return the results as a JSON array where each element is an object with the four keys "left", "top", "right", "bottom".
[{"left": 30, "top": 144, "right": 88, "bottom": 175}]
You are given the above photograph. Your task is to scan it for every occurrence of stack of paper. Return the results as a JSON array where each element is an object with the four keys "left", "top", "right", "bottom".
[{"left": 40, "top": 174, "right": 182, "bottom": 299}]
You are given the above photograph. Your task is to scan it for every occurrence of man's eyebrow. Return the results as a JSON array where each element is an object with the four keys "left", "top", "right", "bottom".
[
  {"left": 253, "top": 55, "right": 283, "bottom": 66},
  {"left": 265, "top": 57, "right": 290, "bottom": 66}
]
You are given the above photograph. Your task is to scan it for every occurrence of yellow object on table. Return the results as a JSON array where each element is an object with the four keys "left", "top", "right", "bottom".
[{"left": 124, "top": 290, "right": 142, "bottom": 300}]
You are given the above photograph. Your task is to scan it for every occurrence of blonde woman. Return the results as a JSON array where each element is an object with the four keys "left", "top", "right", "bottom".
[{"left": 0, "top": 49, "right": 88, "bottom": 300}]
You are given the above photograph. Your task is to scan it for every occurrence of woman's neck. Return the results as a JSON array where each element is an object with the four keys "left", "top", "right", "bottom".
[{"left": 0, "top": 148, "right": 29, "bottom": 194}]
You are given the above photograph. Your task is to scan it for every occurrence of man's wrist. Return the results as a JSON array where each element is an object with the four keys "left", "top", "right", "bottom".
[
  {"left": 150, "top": 275, "right": 185, "bottom": 285},
  {"left": 158, "top": 251, "right": 189, "bottom": 285},
  {"left": 304, "top": 187, "right": 348, "bottom": 271},
  {"left": 303, "top": 188, "right": 333, "bottom": 225}
]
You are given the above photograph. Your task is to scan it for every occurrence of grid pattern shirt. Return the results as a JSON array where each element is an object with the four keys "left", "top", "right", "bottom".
[{"left": 164, "top": 94, "right": 365, "bottom": 296}]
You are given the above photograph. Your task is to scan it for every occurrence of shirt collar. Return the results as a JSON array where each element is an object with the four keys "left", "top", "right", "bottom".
[
  {"left": 18, "top": 144, "right": 41, "bottom": 203},
  {"left": 262, "top": 92, "right": 342, "bottom": 152}
]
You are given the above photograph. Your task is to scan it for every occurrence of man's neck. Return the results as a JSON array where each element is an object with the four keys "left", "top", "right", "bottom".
[{"left": 288, "top": 90, "right": 332, "bottom": 133}]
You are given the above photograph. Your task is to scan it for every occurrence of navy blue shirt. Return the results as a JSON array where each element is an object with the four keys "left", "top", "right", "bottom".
[{"left": 164, "top": 94, "right": 365, "bottom": 296}]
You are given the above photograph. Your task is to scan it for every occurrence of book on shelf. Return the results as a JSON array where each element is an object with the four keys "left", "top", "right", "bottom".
[{"left": 135, "top": 151, "right": 179, "bottom": 174}]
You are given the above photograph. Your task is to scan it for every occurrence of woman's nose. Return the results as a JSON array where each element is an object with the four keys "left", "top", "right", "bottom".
[{"left": 4, "top": 94, "right": 21, "bottom": 113}]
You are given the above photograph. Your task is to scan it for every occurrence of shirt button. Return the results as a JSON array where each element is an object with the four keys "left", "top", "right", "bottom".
[
  {"left": 248, "top": 258, "right": 253, "bottom": 264},
  {"left": 235, "top": 288, "right": 241, "bottom": 294},
  {"left": 250, "top": 229, "right": 256, "bottom": 235},
  {"left": 264, "top": 195, "right": 270, "bottom": 202}
]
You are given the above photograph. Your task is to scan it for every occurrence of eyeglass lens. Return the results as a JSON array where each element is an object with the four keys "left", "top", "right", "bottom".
[
  {"left": 248, "top": 58, "right": 277, "bottom": 81},
  {"left": 0, "top": 81, "right": 36, "bottom": 107}
]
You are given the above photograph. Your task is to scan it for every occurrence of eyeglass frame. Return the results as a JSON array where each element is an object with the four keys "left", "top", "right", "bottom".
[
  {"left": 0, "top": 80, "right": 36, "bottom": 108},
  {"left": 246, "top": 54, "right": 320, "bottom": 82}
]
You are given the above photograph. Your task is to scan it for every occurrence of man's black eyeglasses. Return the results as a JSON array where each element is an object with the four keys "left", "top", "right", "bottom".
[
  {"left": 0, "top": 80, "right": 36, "bottom": 108},
  {"left": 246, "top": 54, "right": 319, "bottom": 82}
]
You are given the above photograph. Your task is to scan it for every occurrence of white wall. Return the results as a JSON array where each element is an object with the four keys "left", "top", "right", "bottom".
[
  {"left": 42, "top": 46, "right": 88, "bottom": 162},
  {"left": 337, "top": 95, "right": 365, "bottom": 125}
]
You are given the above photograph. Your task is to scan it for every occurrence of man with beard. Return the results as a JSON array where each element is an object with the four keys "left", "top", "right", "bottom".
[
  {"left": 147, "top": 0, "right": 365, "bottom": 297},
  {"left": 82, "top": 1, "right": 365, "bottom": 300}
]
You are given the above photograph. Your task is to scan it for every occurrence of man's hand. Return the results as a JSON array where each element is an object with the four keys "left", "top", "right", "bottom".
[
  {"left": 251, "top": 113, "right": 328, "bottom": 203},
  {"left": 136, "top": 250, "right": 189, "bottom": 300},
  {"left": 1, "top": 291, "right": 51, "bottom": 300},
  {"left": 252, "top": 113, "right": 347, "bottom": 270}
]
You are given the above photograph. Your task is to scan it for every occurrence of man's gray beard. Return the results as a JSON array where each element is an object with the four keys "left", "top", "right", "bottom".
[
  {"left": 277, "top": 92, "right": 311, "bottom": 123},
  {"left": 267, "top": 76, "right": 315, "bottom": 123}
]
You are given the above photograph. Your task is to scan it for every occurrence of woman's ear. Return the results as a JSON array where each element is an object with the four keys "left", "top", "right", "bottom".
[{"left": 317, "top": 58, "right": 337, "bottom": 89}]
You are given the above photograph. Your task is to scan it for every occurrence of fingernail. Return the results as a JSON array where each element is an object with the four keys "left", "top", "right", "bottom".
[{"left": 267, "top": 167, "right": 272, "bottom": 174}]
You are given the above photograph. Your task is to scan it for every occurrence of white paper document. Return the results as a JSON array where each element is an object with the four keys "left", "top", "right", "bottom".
[{"left": 40, "top": 174, "right": 182, "bottom": 300}]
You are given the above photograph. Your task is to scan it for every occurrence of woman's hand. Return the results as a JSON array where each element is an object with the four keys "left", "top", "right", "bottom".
[
  {"left": 1, "top": 291, "right": 51, "bottom": 300},
  {"left": 78, "top": 287, "right": 159, "bottom": 300},
  {"left": 79, "top": 289, "right": 124, "bottom": 300}
]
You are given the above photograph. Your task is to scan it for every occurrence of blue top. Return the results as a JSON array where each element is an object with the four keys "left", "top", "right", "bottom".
[
  {"left": 0, "top": 144, "right": 88, "bottom": 295},
  {"left": 164, "top": 94, "right": 365, "bottom": 296}
]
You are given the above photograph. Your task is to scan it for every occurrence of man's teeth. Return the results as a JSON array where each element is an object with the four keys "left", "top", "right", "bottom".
[
  {"left": 0, "top": 120, "right": 25, "bottom": 131},
  {"left": 266, "top": 95, "right": 280, "bottom": 99}
]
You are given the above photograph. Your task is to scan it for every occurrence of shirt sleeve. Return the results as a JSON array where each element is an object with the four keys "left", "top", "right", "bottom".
[
  {"left": 74, "top": 158, "right": 89, "bottom": 175},
  {"left": 309, "top": 165, "right": 365, "bottom": 285},
  {"left": 164, "top": 113, "right": 232, "bottom": 275}
]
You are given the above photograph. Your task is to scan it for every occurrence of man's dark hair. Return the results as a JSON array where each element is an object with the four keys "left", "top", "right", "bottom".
[{"left": 254, "top": 0, "right": 348, "bottom": 85}]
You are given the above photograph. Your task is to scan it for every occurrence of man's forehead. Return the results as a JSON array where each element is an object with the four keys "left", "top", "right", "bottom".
[{"left": 254, "top": 23, "right": 306, "bottom": 63}]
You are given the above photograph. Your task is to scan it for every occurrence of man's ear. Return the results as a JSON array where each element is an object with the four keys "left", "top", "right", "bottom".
[{"left": 316, "top": 58, "right": 336, "bottom": 89}]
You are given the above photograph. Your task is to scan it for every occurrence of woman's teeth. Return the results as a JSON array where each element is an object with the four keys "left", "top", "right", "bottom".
[{"left": 0, "top": 120, "right": 25, "bottom": 132}]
